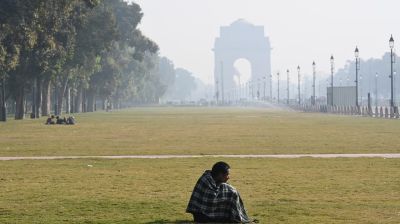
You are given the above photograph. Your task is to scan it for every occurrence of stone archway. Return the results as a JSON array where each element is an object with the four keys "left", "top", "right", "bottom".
[{"left": 213, "top": 19, "right": 271, "bottom": 103}]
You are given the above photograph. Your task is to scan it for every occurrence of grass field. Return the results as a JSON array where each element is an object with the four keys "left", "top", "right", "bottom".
[
  {"left": 1, "top": 107, "right": 400, "bottom": 156},
  {"left": 1, "top": 158, "right": 399, "bottom": 223},
  {"left": 1, "top": 107, "right": 399, "bottom": 223}
]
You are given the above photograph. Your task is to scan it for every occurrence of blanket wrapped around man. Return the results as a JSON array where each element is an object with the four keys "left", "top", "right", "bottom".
[{"left": 186, "top": 170, "right": 251, "bottom": 223}]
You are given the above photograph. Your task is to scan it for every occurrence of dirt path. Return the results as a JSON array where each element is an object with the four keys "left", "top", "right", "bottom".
[{"left": 1, "top": 154, "right": 400, "bottom": 161}]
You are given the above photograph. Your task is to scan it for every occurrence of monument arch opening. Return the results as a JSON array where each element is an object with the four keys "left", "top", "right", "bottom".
[{"left": 233, "top": 58, "right": 252, "bottom": 87}]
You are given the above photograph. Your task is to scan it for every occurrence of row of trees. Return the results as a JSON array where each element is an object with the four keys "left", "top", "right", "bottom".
[
  {"left": 334, "top": 53, "right": 400, "bottom": 100},
  {"left": 0, "top": 0, "right": 173, "bottom": 121},
  {"left": 153, "top": 57, "right": 203, "bottom": 102}
]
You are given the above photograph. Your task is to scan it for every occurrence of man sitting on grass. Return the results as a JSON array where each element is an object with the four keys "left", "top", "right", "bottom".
[{"left": 186, "top": 161, "right": 255, "bottom": 223}]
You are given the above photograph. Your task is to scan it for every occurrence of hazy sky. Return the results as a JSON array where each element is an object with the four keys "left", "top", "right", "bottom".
[{"left": 131, "top": 0, "right": 400, "bottom": 84}]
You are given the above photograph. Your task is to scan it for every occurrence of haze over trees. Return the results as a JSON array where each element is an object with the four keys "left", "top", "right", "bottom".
[
  {"left": 269, "top": 53, "right": 400, "bottom": 105},
  {"left": 162, "top": 68, "right": 198, "bottom": 101},
  {"left": 0, "top": 0, "right": 197, "bottom": 121},
  {"left": 155, "top": 58, "right": 206, "bottom": 103},
  {"left": 334, "top": 53, "right": 400, "bottom": 104}
]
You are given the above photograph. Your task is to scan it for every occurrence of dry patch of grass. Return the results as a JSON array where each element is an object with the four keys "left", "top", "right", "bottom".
[
  {"left": 0, "top": 158, "right": 399, "bottom": 223},
  {"left": 1, "top": 107, "right": 400, "bottom": 156}
]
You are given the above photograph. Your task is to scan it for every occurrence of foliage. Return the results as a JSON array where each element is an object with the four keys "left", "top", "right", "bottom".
[
  {"left": 334, "top": 53, "right": 400, "bottom": 99},
  {"left": 0, "top": 0, "right": 181, "bottom": 119},
  {"left": 164, "top": 68, "right": 197, "bottom": 101}
]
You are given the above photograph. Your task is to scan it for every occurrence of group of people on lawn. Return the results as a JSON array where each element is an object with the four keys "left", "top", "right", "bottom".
[{"left": 45, "top": 115, "right": 75, "bottom": 125}]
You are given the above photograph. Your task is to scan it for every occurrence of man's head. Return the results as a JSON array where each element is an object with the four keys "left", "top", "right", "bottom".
[{"left": 211, "top": 161, "right": 230, "bottom": 184}]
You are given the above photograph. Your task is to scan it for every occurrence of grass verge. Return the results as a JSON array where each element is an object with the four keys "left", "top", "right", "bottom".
[
  {"left": 1, "top": 157, "right": 399, "bottom": 223},
  {"left": 1, "top": 107, "right": 400, "bottom": 156}
]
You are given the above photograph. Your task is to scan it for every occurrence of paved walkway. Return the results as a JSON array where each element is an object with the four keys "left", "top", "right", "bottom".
[{"left": 1, "top": 154, "right": 400, "bottom": 161}]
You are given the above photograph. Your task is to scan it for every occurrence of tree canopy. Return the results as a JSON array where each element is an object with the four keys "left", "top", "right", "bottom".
[{"left": 0, "top": 0, "right": 182, "bottom": 120}]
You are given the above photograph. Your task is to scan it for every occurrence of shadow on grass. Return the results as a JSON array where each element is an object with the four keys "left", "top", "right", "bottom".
[{"left": 145, "top": 220, "right": 194, "bottom": 224}]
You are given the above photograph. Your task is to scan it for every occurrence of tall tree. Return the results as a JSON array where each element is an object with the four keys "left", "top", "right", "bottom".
[{"left": 0, "top": 0, "right": 176, "bottom": 120}]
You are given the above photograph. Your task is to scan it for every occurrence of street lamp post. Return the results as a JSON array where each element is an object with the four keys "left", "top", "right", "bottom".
[
  {"left": 297, "top": 66, "right": 301, "bottom": 105},
  {"left": 395, "top": 71, "right": 397, "bottom": 105},
  {"left": 389, "top": 35, "right": 395, "bottom": 108},
  {"left": 238, "top": 75, "right": 241, "bottom": 100},
  {"left": 312, "top": 61, "right": 316, "bottom": 105},
  {"left": 242, "top": 83, "right": 245, "bottom": 100},
  {"left": 270, "top": 74, "right": 273, "bottom": 100},
  {"left": 249, "top": 80, "right": 252, "bottom": 100},
  {"left": 250, "top": 79, "right": 254, "bottom": 100},
  {"left": 330, "top": 55, "right": 335, "bottom": 106},
  {"left": 326, "top": 79, "right": 329, "bottom": 105},
  {"left": 220, "top": 61, "right": 225, "bottom": 105},
  {"left": 215, "top": 78, "right": 219, "bottom": 104},
  {"left": 263, "top": 76, "right": 266, "bottom": 101},
  {"left": 231, "top": 88, "right": 234, "bottom": 103},
  {"left": 236, "top": 84, "right": 239, "bottom": 101},
  {"left": 245, "top": 82, "right": 248, "bottom": 99},
  {"left": 244, "top": 83, "right": 246, "bottom": 99},
  {"left": 248, "top": 81, "right": 251, "bottom": 99},
  {"left": 360, "top": 75, "right": 363, "bottom": 105},
  {"left": 287, "top": 69, "right": 290, "bottom": 105},
  {"left": 240, "top": 84, "right": 242, "bottom": 101},
  {"left": 375, "top": 72, "right": 378, "bottom": 107},
  {"left": 355, "top": 46, "right": 359, "bottom": 107},
  {"left": 277, "top": 72, "right": 280, "bottom": 103}
]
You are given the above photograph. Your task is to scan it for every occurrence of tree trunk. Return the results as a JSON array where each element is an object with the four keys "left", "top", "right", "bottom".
[
  {"left": 34, "top": 77, "right": 42, "bottom": 118},
  {"left": 1, "top": 77, "right": 6, "bottom": 121},
  {"left": 56, "top": 89, "right": 63, "bottom": 115},
  {"left": 41, "top": 78, "right": 51, "bottom": 116},
  {"left": 15, "top": 85, "right": 25, "bottom": 120},
  {"left": 56, "top": 77, "right": 69, "bottom": 116},
  {"left": 30, "top": 78, "right": 36, "bottom": 118},
  {"left": 82, "top": 89, "right": 87, "bottom": 113},
  {"left": 74, "top": 86, "right": 83, "bottom": 113},
  {"left": 70, "top": 89, "right": 74, "bottom": 114},
  {"left": 87, "top": 89, "right": 96, "bottom": 112},
  {"left": 102, "top": 98, "right": 106, "bottom": 110},
  {"left": 66, "top": 87, "right": 71, "bottom": 114},
  {"left": 113, "top": 99, "right": 120, "bottom": 110}
]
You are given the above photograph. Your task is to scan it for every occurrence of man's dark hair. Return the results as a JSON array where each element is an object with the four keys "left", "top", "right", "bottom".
[{"left": 211, "top": 161, "right": 230, "bottom": 176}]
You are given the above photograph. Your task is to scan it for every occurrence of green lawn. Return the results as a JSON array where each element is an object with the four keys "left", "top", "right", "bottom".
[
  {"left": 1, "top": 107, "right": 400, "bottom": 156},
  {"left": 1, "top": 158, "right": 399, "bottom": 223},
  {"left": 1, "top": 107, "right": 399, "bottom": 223}
]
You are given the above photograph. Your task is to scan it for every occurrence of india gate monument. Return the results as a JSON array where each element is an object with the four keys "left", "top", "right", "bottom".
[{"left": 213, "top": 19, "right": 272, "bottom": 102}]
